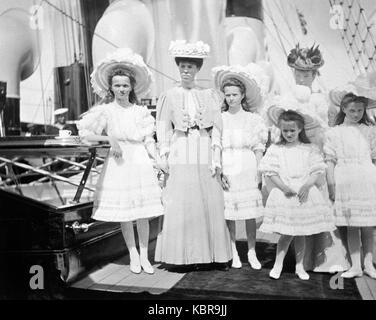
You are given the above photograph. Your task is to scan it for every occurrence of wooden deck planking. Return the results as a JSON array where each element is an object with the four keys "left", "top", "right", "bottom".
[
  {"left": 70, "top": 262, "right": 126, "bottom": 289},
  {"left": 107, "top": 270, "right": 152, "bottom": 293},
  {"left": 87, "top": 264, "right": 132, "bottom": 291},
  {"left": 363, "top": 276, "right": 376, "bottom": 300},
  {"left": 112, "top": 267, "right": 172, "bottom": 294},
  {"left": 355, "top": 278, "right": 374, "bottom": 300},
  {"left": 70, "top": 229, "right": 376, "bottom": 299},
  {"left": 147, "top": 270, "right": 186, "bottom": 295}
]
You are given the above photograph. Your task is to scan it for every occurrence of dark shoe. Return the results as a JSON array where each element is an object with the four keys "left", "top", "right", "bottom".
[
  {"left": 213, "top": 262, "right": 230, "bottom": 271},
  {"left": 193, "top": 263, "right": 212, "bottom": 271},
  {"left": 167, "top": 264, "right": 196, "bottom": 273}
]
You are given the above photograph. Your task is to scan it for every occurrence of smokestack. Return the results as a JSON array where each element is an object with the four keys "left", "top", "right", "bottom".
[
  {"left": 0, "top": 8, "right": 40, "bottom": 135},
  {"left": 92, "top": 0, "right": 155, "bottom": 68},
  {"left": 225, "top": 0, "right": 265, "bottom": 65}
]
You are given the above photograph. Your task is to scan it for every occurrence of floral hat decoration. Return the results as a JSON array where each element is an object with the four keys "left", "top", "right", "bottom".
[
  {"left": 168, "top": 40, "right": 210, "bottom": 58},
  {"left": 212, "top": 63, "right": 270, "bottom": 111},
  {"left": 329, "top": 71, "right": 376, "bottom": 109},
  {"left": 91, "top": 48, "right": 153, "bottom": 99},
  {"left": 287, "top": 43, "right": 324, "bottom": 71}
]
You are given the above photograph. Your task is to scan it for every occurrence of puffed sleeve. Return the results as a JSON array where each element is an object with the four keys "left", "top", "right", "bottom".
[
  {"left": 156, "top": 92, "right": 173, "bottom": 156},
  {"left": 308, "top": 145, "right": 327, "bottom": 175},
  {"left": 323, "top": 129, "right": 337, "bottom": 164},
  {"left": 250, "top": 115, "right": 268, "bottom": 152},
  {"left": 258, "top": 144, "right": 281, "bottom": 176},
  {"left": 77, "top": 105, "right": 108, "bottom": 138},
  {"left": 210, "top": 89, "right": 223, "bottom": 150},
  {"left": 138, "top": 107, "right": 156, "bottom": 146}
]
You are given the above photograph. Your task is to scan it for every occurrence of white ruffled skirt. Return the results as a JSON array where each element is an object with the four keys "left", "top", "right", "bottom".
[
  {"left": 260, "top": 186, "right": 335, "bottom": 236},
  {"left": 334, "top": 162, "right": 376, "bottom": 226},
  {"left": 222, "top": 148, "right": 263, "bottom": 220},
  {"left": 92, "top": 141, "right": 163, "bottom": 222}
]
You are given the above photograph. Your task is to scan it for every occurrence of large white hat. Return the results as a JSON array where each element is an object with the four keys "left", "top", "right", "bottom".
[
  {"left": 212, "top": 63, "right": 269, "bottom": 111},
  {"left": 329, "top": 71, "right": 376, "bottom": 109},
  {"left": 54, "top": 108, "right": 68, "bottom": 116},
  {"left": 90, "top": 48, "right": 152, "bottom": 99},
  {"left": 168, "top": 40, "right": 210, "bottom": 58},
  {"left": 267, "top": 105, "right": 321, "bottom": 131}
]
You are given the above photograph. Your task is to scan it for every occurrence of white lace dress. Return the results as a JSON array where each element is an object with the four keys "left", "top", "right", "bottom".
[
  {"left": 259, "top": 143, "right": 335, "bottom": 236},
  {"left": 222, "top": 111, "right": 268, "bottom": 220},
  {"left": 77, "top": 102, "right": 163, "bottom": 222},
  {"left": 324, "top": 124, "right": 376, "bottom": 226}
]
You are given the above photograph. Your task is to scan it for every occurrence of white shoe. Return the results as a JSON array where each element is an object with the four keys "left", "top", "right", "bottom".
[
  {"left": 140, "top": 258, "right": 154, "bottom": 274},
  {"left": 341, "top": 269, "right": 363, "bottom": 278},
  {"left": 295, "top": 269, "right": 310, "bottom": 280},
  {"left": 247, "top": 251, "right": 262, "bottom": 270},
  {"left": 130, "top": 261, "right": 141, "bottom": 274},
  {"left": 363, "top": 268, "right": 376, "bottom": 279},
  {"left": 231, "top": 254, "right": 242, "bottom": 269},
  {"left": 269, "top": 267, "right": 282, "bottom": 279}
]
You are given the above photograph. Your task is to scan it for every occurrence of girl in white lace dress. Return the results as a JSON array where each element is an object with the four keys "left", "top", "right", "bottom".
[
  {"left": 77, "top": 49, "right": 163, "bottom": 275},
  {"left": 213, "top": 66, "right": 269, "bottom": 270},
  {"left": 324, "top": 92, "right": 376, "bottom": 279},
  {"left": 259, "top": 109, "right": 335, "bottom": 280}
]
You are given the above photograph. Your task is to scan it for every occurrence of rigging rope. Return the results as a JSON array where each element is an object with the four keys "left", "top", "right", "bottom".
[
  {"left": 329, "top": 0, "right": 376, "bottom": 74},
  {"left": 276, "top": 0, "right": 299, "bottom": 42},
  {"left": 263, "top": 4, "right": 290, "bottom": 56}
]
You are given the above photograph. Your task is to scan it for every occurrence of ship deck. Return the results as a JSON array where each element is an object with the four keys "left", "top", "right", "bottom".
[{"left": 67, "top": 225, "right": 376, "bottom": 300}]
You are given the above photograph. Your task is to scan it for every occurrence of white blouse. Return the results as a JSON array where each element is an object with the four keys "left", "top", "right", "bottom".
[
  {"left": 77, "top": 101, "right": 156, "bottom": 145},
  {"left": 222, "top": 111, "right": 268, "bottom": 152}
]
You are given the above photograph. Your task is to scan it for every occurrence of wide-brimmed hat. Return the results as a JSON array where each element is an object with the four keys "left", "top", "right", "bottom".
[
  {"left": 212, "top": 63, "right": 269, "bottom": 111},
  {"left": 168, "top": 40, "right": 210, "bottom": 58},
  {"left": 329, "top": 71, "right": 376, "bottom": 109},
  {"left": 287, "top": 43, "right": 324, "bottom": 71},
  {"left": 90, "top": 48, "right": 152, "bottom": 98},
  {"left": 54, "top": 108, "right": 68, "bottom": 116},
  {"left": 267, "top": 105, "right": 321, "bottom": 131}
]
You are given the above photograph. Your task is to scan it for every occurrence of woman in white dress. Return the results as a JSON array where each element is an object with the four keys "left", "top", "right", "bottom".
[
  {"left": 77, "top": 48, "right": 163, "bottom": 275},
  {"left": 325, "top": 84, "right": 376, "bottom": 279},
  {"left": 212, "top": 64, "right": 268, "bottom": 269},
  {"left": 154, "top": 41, "right": 232, "bottom": 269}
]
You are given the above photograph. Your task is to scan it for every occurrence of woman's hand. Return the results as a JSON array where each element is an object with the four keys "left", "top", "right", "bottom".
[
  {"left": 157, "top": 171, "right": 168, "bottom": 188},
  {"left": 297, "top": 183, "right": 312, "bottom": 204},
  {"left": 211, "top": 166, "right": 229, "bottom": 190},
  {"left": 109, "top": 137, "right": 122, "bottom": 159},
  {"left": 328, "top": 183, "right": 336, "bottom": 202}
]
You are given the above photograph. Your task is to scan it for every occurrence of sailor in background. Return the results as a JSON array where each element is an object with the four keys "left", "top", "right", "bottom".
[{"left": 46, "top": 108, "right": 78, "bottom": 135}]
